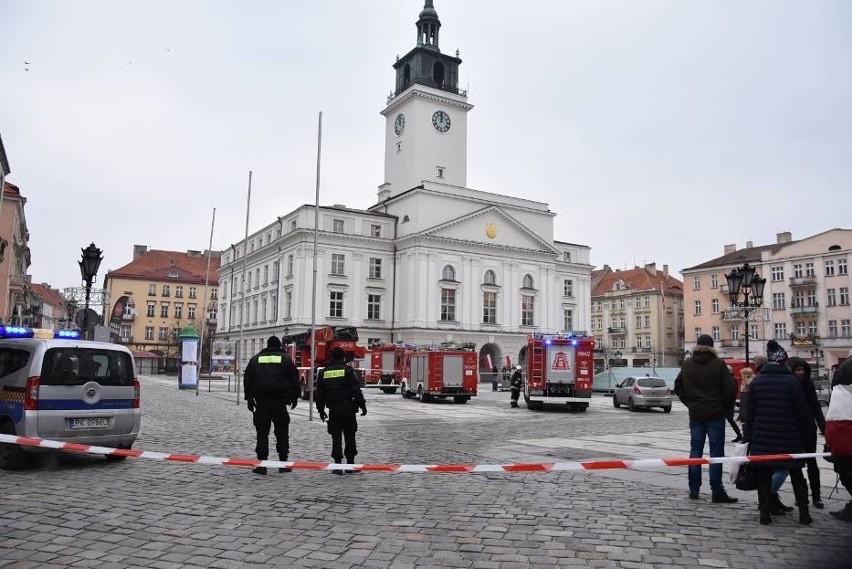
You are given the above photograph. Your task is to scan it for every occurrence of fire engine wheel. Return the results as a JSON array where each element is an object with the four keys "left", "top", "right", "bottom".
[
  {"left": 612, "top": 395, "right": 620, "bottom": 408},
  {"left": 628, "top": 398, "right": 636, "bottom": 412},
  {"left": 573, "top": 403, "right": 588, "bottom": 412},
  {"left": 453, "top": 396, "right": 468, "bottom": 404},
  {"left": 417, "top": 386, "right": 430, "bottom": 403},
  {"left": 0, "top": 421, "right": 30, "bottom": 471},
  {"left": 381, "top": 387, "right": 398, "bottom": 394}
]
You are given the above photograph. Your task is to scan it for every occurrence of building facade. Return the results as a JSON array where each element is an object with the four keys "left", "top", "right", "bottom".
[
  {"left": 104, "top": 245, "right": 220, "bottom": 360},
  {"left": 591, "top": 263, "right": 685, "bottom": 370},
  {"left": 216, "top": 1, "right": 593, "bottom": 372},
  {"left": 681, "top": 229, "right": 852, "bottom": 375},
  {"left": 0, "top": 181, "right": 31, "bottom": 325}
]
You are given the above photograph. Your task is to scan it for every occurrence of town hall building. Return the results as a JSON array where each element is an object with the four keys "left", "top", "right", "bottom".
[{"left": 215, "top": 1, "right": 593, "bottom": 372}]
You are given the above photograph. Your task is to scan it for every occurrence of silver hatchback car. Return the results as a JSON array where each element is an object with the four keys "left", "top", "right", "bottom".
[
  {"left": 0, "top": 331, "right": 141, "bottom": 470},
  {"left": 613, "top": 375, "right": 672, "bottom": 412}
]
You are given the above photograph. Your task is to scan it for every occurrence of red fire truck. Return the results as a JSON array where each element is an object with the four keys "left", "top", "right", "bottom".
[
  {"left": 399, "top": 343, "right": 479, "bottom": 404},
  {"left": 723, "top": 358, "right": 756, "bottom": 405},
  {"left": 523, "top": 332, "right": 595, "bottom": 411},
  {"left": 288, "top": 326, "right": 366, "bottom": 399},
  {"left": 365, "top": 343, "right": 414, "bottom": 394}
]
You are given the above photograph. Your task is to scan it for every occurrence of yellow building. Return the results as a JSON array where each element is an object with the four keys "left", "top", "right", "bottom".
[{"left": 104, "top": 245, "right": 220, "bottom": 362}]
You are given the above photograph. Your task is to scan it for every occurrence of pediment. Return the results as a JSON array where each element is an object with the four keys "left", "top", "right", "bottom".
[{"left": 416, "top": 206, "right": 558, "bottom": 254}]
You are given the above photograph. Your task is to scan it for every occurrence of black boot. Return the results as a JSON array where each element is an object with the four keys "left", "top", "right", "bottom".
[
  {"left": 769, "top": 494, "right": 789, "bottom": 515},
  {"left": 331, "top": 459, "right": 343, "bottom": 475},
  {"left": 758, "top": 491, "right": 771, "bottom": 525},
  {"left": 798, "top": 503, "right": 813, "bottom": 525},
  {"left": 279, "top": 455, "right": 292, "bottom": 473},
  {"left": 759, "top": 508, "right": 772, "bottom": 525},
  {"left": 829, "top": 503, "right": 852, "bottom": 522},
  {"left": 345, "top": 457, "right": 361, "bottom": 474},
  {"left": 808, "top": 468, "right": 823, "bottom": 508}
]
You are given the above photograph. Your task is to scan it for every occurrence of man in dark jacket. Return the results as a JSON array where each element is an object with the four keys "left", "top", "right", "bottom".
[
  {"left": 244, "top": 335, "right": 300, "bottom": 475},
  {"left": 316, "top": 347, "right": 367, "bottom": 474},
  {"left": 509, "top": 365, "right": 523, "bottom": 408},
  {"left": 787, "top": 357, "right": 827, "bottom": 508},
  {"left": 674, "top": 334, "right": 738, "bottom": 503},
  {"left": 744, "top": 340, "right": 812, "bottom": 524}
]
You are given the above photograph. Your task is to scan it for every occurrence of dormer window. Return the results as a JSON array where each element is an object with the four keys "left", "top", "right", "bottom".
[
  {"left": 522, "top": 274, "right": 534, "bottom": 289},
  {"left": 442, "top": 265, "right": 456, "bottom": 281},
  {"left": 436, "top": 167, "right": 444, "bottom": 179}
]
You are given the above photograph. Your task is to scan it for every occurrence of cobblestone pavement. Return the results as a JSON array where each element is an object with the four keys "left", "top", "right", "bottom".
[{"left": 2, "top": 376, "right": 850, "bottom": 568}]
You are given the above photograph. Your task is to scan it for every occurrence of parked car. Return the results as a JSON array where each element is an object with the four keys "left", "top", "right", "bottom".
[
  {"left": 0, "top": 329, "right": 141, "bottom": 470},
  {"left": 612, "top": 375, "right": 672, "bottom": 412}
]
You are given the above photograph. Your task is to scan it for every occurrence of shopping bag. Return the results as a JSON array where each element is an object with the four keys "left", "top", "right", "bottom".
[
  {"left": 735, "top": 461, "right": 757, "bottom": 491},
  {"left": 728, "top": 442, "right": 749, "bottom": 484}
]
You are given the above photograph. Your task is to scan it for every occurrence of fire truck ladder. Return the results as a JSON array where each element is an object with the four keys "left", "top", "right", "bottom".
[{"left": 531, "top": 342, "right": 544, "bottom": 386}]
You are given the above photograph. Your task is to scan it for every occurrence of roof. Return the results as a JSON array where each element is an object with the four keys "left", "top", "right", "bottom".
[
  {"left": 106, "top": 249, "right": 220, "bottom": 285},
  {"left": 0, "top": 133, "right": 9, "bottom": 175},
  {"left": 132, "top": 350, "right": 161, "bottom": 359},
  {"left": 30, "top": 283, "right": 66, "bottom": 309},
  {"left": 592, "top": 266, "right": 683, "bottom": 297},
  {"left": 682, "top": 243, "right": 786, "bottom": 272}
]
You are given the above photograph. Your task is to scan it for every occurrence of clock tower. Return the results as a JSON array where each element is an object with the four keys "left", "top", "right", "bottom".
[{"left": 379, "top": 1, "right": 473, "bottom": 201}]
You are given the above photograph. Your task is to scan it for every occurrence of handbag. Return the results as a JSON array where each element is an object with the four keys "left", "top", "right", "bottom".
[
  {"left": 728, "top": 442, "right": 749, "bottom": 484},
  {"left": 734, "top": 442, "right": 757, "bottom": 491}
]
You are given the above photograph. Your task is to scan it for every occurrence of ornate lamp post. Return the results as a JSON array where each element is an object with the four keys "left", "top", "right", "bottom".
[
  {"left": 79, "top": 243, "right": 103, "bottom": 340},
  {"left": 725, "top": 263, "right": 766, "bottom": 367}
]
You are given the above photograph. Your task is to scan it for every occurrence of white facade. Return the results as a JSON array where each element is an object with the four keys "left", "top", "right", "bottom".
[{"left": 215, "top": 2, "right": 592, "bottom": 371}]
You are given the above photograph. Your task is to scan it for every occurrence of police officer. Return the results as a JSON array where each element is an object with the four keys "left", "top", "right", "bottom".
[
  {"left": 244, "top": 335, "right": 300, "bottom": 475},
  {"left": 509, "top": 365, "right": 523, "bottom": 408},
  {"left": 315, "top": 346, "right": 367, "bottom": 474}
]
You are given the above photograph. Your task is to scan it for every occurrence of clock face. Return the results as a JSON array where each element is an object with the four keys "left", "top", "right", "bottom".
[
  {"left": 432, "top": 110, "right": 451, "bottom": 133},
  {"left": 394, "top": 113, "right": 406, "bottom": 136}
]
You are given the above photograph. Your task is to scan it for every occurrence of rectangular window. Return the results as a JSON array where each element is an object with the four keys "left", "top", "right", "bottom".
[
  {"left": 712, "top": 326, "right": 720, "bottom": 341},
  {"left": 272, "top": 261, "right": 279, "bottom": 282},
  {"left": 710, "top": 274, "right": 718, "bottom": 288},
  {"left": 246, "top": 272, "right": 251, "bottom": 289},
  {"left": 263, "top": 265, "right": 269, "bottom": 284},
  {"left": 826, "top": 259, "right": 835, "bottom": 276},
  {"left": 793, "top": 264, "right": 803, "bottom": 278},
  {"left": 693, "top": 276, "right": 701, "bottom": 291},
  {"left": 731, "top": 326, "right": 740, "bottom": 341},
  {"left": 174, "top": 303, "right": 183, "bottom": 319},
  {"left": 694, "top": 328, "right": 702, "bottom": 341},
  {"left": 145, "top": 326, "right": 154, "bottom": 340},
  {"left": 333, "top": 219, "right": 344, "bottom": 233},
  {"left": 160, "top": 303, "right": 169, "bottom": 318},
  {"left": 843, "top": 319, "right": 852, "bottom": 337},
  {"left": 563, "top": 308, "right": 573, "bottom": 332},
  {"left": 793, "top": 291, "right": 804, "bottom": 308},
  {"left": 829, "top": 319, "right": 838, "bottom": 337},
  {"left": 371, "top": 224, "right": 381, "bottom": 238},
  {"left": 147, "top": 302, "right": 155, "bottom": 317},
  {"left": 774, "top": 322, "right": 787, "bottom": 339},
  {"left": 636, "top": 315, "right": 642, "bottom": 329},
  {"left": 564, "top": 252, "right": 571, "bottom": 263},
  {"left": 841, "top": 287, "right": 850, "bottom": 306},
  {"left": 331, "top": 254, "right": 345, "bottom": 276},
  {"left": 563, "top": 279, "right": 573, "bottom": 297},
  {"left": 162, "top": 285, "right": 170, "bottom": 297},
  {"left": 772, "top": 292, "right": 786, "bottom": 310},
  {"left": 441, "top": 288, "right": 456, "bottom": 322},
  {"left": 643, "top": 315, "right": 650, "bottom": 328},
  {"left": 839, "top": 259, "right": 848, "bottom": 275},
  {"left": 808, "top": 320, "right": 817, "bottom": 336},
  {"left": 369, "top": 258, "right": 383, "bottom": 279},
  {"left": 749, "top": 322, "right": 759, "bottom": 340},
  {"left": 255, "top": 268, "right": 260, "bottom": 288},
  {"left": 188, "top": 304, "right": 196, "bottom": 319},
  {"left": 693, "top": 300, "right": 702, "bottom": 316},
  {"left": 521, "top": 295, "right": 534, "bottom": 326},
  {"left": 287, "top": 254, "right": 294, "bottom": 277},
  {"left": 175, "top": 286, "right": 183, "bottom": 298},
  {"left": 329, "top": 291, "right": 343, "bottom": 318},
  {"left": 807, "top": 290, "right": 817, "bottom": 306},
  {"left": 796, "top": 321, "right": 807, "bottom": 336},
  {"left": 148, "top": 284, "right": 156, "bottom": 296},
  {"left": 189, "top": 286, "right": 197, "bottom": 299},
  {"left": 285, "top": 290, "right": 292, "bottom": 319},
  {"left": 805, "top": 262, "right": 815, "bottom": 277},
  {"left": 261, "top": 299, "right": 267, "bottom": 322},
  {"left": 159, "top": 327, "right": 169, "bottom": 341},
  {"left": 367, "top": 294, "right": 381, "bottom": 320},
  {"left": 772, "top": 266, "right": 784, "bottom": 282},
  {"left": 643, "top": 296, "right": 650, "bottom": 308},
  {"left": 483, "top": 292, "right": 497, "bottom": 324},
  {"left": 711, "top": 298, "right": 720, "bottom": 313}
]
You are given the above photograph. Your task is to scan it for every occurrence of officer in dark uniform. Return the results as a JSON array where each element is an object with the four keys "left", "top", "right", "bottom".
[
  {"left": 244, "top": 335, "right": 300, "bottom": 475},
  {"left": 315, "top": 346, "right": 367, "bottom": 474},
  {"left": 509, "top": 365, "right": 523, "bottom": 408}
]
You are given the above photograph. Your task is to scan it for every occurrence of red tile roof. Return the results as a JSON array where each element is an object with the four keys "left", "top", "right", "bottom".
[
  {"left": 30, "top": 283, "right": 66, "bottom": 309},
  {"left": 592, "top": 266, "right": 683, "bottom": 297},
  {"left": 106, "top": 249, "right": 220, "bottom": 285}
]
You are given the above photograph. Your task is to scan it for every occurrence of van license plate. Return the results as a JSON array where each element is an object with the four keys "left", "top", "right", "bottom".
[{"left": 69, "top": 417, "right": 110, "bottom": 429}]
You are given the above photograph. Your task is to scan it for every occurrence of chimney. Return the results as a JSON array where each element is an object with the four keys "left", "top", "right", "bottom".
[
  {"left": 724, "top": 244, "right": 736, "bottom": 255},
  {"left": 645, "top": 262, "right": 657, "bottom": 275},
  {"left": 777, "top": 231, "right": 792, "bottom": 244},
  {"left": 133, "top": 244, "right": 148, "bottom": 260},
  {"left": 746, "top": 241, "right": 753, "bottom": 249},
  {"left": 663, "top": 264, "right": 669, "bottom": 277}
]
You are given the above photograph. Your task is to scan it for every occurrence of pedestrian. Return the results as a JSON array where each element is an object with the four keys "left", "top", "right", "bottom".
[
  {"left": 244, "top": 335, "right": 300, "bottom": 475},
  {"left": 725, "top": 367, "right": 744, "bottom": 443},
  {"left": 509, "top": 365, "right": 523, "bottom": 408},
  {"left": 743, "top": 340, "right": 812, "bottom": 525},
  {"left": 736, "top": 366, "right": 755, "bottom": 423},
  {"left": 825, "top": 353, "right": 852, "bottom": 522},
  {"left": 787, "top": 356, "right": 827, "bottom": 509},
  {"left": 491, "top": 365, "right": 499, "bottom": 392},
  {"left": 316, "top": 346, "right": 367, "bottom": 474},
  {"left": 674, "top": 334, "right": 738, "bottom": 503}
]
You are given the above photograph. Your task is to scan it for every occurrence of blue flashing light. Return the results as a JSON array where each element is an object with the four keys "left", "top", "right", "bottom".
[
  {"left": 544, "top": 338, "right": 552, "bottom": 346},
  {"left": 572, "top": 339, "right": 578, "bottom": 346},
  {"left": 55, "top": 329, "right": 82, "bottom": 339},
  {"left": 0, "top": 326, "right": 35, "bottom": 339}
]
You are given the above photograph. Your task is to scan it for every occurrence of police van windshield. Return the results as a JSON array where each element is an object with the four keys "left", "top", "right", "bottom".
[{"left": 41, "top": 348, "right": 135, "bottom": 386}]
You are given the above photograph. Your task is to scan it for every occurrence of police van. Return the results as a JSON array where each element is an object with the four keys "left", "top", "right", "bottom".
[{"left": 0, "top": 326, "right": 141, "bottom": 470}]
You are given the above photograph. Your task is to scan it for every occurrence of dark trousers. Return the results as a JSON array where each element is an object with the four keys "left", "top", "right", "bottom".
[
  {"left": 726, "top": 410, "right": 742, "bottom": 439},
  {"left": 328, "top": 410, "right": 358, "bottom": 462},
  {"left": 802, "top": 431, "right": 821, "bottom": 499},
  {"left": 756, "top": 465, "right": 808, "bottom": 511},
  {"left": 510, "top": 387, "right": 520, "bottom": 406},
  {"left": 253, "top": 399, "right": 290, "bottom": 460}
]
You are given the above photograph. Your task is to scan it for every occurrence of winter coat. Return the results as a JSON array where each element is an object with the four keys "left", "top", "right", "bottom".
[
  {"left": 316, "top": 359, "right": 366, "bottom": 415},
  {"left": 787, "top": 357, "right": 827, "bottom": 452},
  {"left": 674, "top": 345, "right": 736, "bottom": 422},
  {"left": 743, "top": 362, "right": 810, "bottom": 468},
  {"left": 244, "top": 347, "right": 300, "bottom": 402},
  {"left": 509, "top": 369, "right": 523, "bottom": 390},
  {"left": 826, "top": 357, "right": 852, "bottom": 459}
]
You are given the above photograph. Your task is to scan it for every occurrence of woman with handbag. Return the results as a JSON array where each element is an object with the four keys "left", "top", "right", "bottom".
[{"left": 743, "top": 341, "right": 813, "bottom": 525}]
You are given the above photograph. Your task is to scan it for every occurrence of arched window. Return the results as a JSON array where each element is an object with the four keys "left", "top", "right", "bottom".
[
  {"left": 442, "top": 265, "right": 456, "bottom": 281},
  {"left": 522, "top": 274, "right": 534, "bottom": 289},
  {"left": 484, "top": 270, "right": 496, "bottom": 285}
]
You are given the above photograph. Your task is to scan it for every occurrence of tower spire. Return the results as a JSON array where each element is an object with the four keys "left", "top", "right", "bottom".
[{"left": 416, "top": 0, "right": 441, "bottom": 50}]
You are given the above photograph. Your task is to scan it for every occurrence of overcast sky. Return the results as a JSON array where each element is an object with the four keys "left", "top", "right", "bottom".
[{"left": 2, "top": 0, "right": 850, "bottom": 290}]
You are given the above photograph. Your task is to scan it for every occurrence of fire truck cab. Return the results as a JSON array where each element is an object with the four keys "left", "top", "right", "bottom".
[
  {"left": 399, "top": 343, "right": 479, "bottom": 404},
  {"left": 523, "top": 332, "right": 595, "bottom": 411}
]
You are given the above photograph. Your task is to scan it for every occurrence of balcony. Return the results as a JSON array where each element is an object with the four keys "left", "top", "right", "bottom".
[
  {"left": 790, "top": 304, "right": 819, "bottom": 317},
  {"left": 118, "top": 336, "right": 134, "bottom": 344},
  {"left": 631, "top": 347, "right": 652, "bottom": 353},
  {"left": 122, "top": 312, "right": 135, "bottom": 321},
  {"left": 607, "top": 327, "right": 627, "bottom": 335},
  {"left": 720, "top": 339, "right": 740, "bottom": 347},
  {"left": 789, "top": 276, "right": 817, "bottom": 288}
]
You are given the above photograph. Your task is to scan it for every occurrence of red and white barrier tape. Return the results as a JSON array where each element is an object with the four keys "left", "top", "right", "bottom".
[{"left": 0, "top": 434, "right": 833, "bottom": 473}]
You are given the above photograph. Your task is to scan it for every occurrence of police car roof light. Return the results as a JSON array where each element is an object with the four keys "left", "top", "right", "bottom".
[
  {"left": 0, "top": 325, "right": 35, "bottom": 338},
  {"left": 55, "top": 329, "right": 82, "bottom": 339}
]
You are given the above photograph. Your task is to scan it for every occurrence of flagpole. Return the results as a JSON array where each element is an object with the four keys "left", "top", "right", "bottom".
[
  {"left": 309, "top": 111, "right": 322, "bottom": 422},
  {"left": 238, "top": 171, "right": 252, "bottom": 405},
  {"left": 197, "top": 207, "right": 216, "bottom": 396}
]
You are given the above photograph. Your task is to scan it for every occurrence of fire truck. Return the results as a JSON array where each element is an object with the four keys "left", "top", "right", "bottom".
[
  {"left": 523, "top": 332, "right": 595, "bottom": 411},
  {"left": 365, "top": 343, "right": 414, "bottom": 394},
  {"left": 723, "top": 358, "right": 756, "bottom": 405},
  {"left": 399, "top": 343, "right": 479, "bottom": 404},
  {"left": 287, "top": 326, "right": 366, "bottom": 400}
]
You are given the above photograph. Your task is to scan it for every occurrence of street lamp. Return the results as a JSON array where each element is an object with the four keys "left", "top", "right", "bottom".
[
  {"left": 79, "top": 243, "right": 103, "bottom": 340},
  {"left": 725, "top": 262, "right": 766, "bottom": 367}
]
